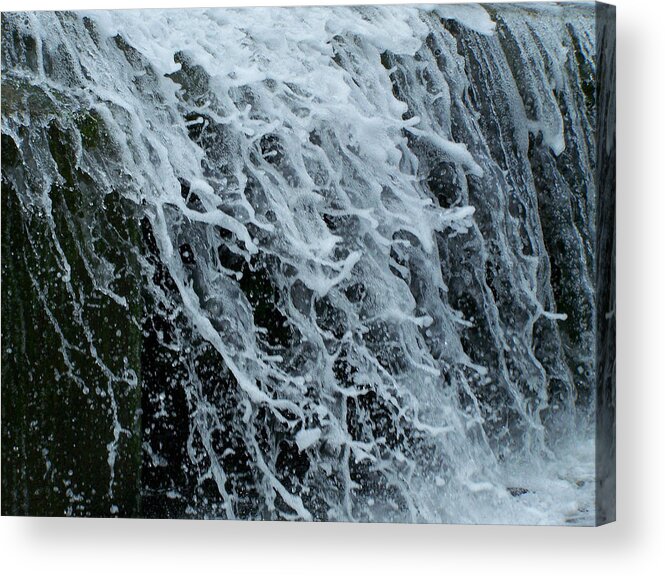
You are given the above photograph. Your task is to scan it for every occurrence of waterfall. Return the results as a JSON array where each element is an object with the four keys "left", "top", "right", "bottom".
[{"left": 1, "top": 4, "right": 613, "bottom": 524}]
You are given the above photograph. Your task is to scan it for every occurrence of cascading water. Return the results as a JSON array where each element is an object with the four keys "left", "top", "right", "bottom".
[{"left": 1, "top": 3, "right": 614, "bottom": 524}]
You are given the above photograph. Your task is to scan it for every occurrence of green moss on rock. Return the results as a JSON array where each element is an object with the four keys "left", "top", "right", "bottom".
[{"left": 1, "top": 117, "right": 144, "bottom": 517}]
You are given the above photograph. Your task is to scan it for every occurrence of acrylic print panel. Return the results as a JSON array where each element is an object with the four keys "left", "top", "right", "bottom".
[{"left": 1, "top": 2, "right": 615, "bottom": 525}]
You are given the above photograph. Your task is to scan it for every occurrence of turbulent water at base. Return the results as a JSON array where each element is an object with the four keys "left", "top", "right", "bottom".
[{"left": 1, "top": 4, "right": 612, "bottom": 524}]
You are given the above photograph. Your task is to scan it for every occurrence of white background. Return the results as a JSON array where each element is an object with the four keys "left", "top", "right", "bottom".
[{"left": 0, "top": 0, "right": 662, "bottom": 574}]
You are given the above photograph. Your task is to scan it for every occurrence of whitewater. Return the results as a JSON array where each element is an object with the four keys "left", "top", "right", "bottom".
[{"left": 1, "top": 4, "right": 613, "bottom": 524}]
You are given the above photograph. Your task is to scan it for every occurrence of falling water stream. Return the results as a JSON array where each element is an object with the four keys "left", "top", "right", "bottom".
[{"left": 1, "top": 3, "right": 614, "bottom": 524}]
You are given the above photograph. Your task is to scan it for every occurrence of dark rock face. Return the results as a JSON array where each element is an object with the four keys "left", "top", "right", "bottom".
[
  {"left": 1, "top": 127, "right": 142, "bottom": 517},
  {"left": 593, "top": 3, "right": 616, "bottom": 526}
]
